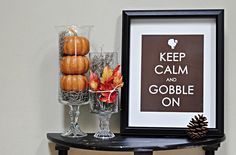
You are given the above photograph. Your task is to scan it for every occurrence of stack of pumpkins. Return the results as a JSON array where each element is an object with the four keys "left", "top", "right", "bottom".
[{"left": 60, "top": 36, "right": 90, "bottom": 92}]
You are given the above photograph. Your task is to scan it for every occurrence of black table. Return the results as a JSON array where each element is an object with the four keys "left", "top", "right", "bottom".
[{"left": 47, "top": 133, "right": 225, "bottom": 155}]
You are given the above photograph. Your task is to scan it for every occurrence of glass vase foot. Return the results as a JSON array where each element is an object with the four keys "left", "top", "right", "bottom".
[
  {"left": 94, "top": 130, "right": 115, "bottom": 139},
  {"left": 94, "top": 113, "right": 115, "bottom": 139},
  {"left": 61, "top": 123, "right": 87, "bottom": 138}
]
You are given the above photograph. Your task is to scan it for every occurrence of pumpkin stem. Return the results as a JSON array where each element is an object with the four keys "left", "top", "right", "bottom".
[{"left": 68, "top": 26, "right": 78, "bottom": 36}]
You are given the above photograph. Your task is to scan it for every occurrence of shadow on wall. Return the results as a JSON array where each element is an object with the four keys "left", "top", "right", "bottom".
[
  {"left": 37, "top": 32, "right": 61, "bottom": 155},
  {"left": 114, "top": 15, "right": 122, "bottom": 57},
  {"left": 36, "top": 139, "right": 57, "bottom": 155},
  {"left": 110, "top": 14, "right": 122, "bottom": 133},
  {"left": 48, "top": 143, "right": 57, "bottom": 155},
  {"left": 38, "top": 35, "right": 60, "bottom": 130}
]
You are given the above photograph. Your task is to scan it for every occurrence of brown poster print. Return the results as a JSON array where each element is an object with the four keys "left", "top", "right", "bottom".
[{"left": 141, "top": 35, "right": 203, "bottom": 112}]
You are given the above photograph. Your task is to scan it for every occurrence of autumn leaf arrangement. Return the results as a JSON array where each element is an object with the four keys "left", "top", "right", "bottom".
[{"left": 89, "top": 65, "right": 124, "bottom": 105}]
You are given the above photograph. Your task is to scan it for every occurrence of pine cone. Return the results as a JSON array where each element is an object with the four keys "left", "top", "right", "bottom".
[{"left": 187, "top": 114, "right": 208, "bottom": 139}]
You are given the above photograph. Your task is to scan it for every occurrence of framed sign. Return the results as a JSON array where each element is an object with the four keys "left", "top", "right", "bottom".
[{"left": 120, "top": 10, "right": 224, "bottom": 137}]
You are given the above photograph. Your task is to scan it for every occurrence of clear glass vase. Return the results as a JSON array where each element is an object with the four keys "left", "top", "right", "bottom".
[
  {"left": 56, "top": 25, "right": 93, "bottom": 138},
  {"left": 89, "top": 90, "right": 119, "bottom": 139},
  {"left": 89, "top": 52, "right": 120, "bottom": 139},
  {"left": 89, "top": 52, "right": 118, "bottom": 76}
]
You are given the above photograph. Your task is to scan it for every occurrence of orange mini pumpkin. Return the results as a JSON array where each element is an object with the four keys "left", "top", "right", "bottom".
[
  {"left": 60, "top": 56, "right": 89, "bottom": 75},
  {"left": 63, "top": 36, "right": 89, "bottom": 56},
  {"left": 60, "top": 75, "right": 88, "bottom": 91}
]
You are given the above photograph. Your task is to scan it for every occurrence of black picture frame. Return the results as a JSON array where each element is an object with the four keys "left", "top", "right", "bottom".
[{"left": 120, "top": 9, "right": 224, "bottom": 137}]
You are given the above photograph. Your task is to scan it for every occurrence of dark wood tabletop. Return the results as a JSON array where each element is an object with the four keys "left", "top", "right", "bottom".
[{"left": 47, "top": 133, "right": 225, "bottom": 152}]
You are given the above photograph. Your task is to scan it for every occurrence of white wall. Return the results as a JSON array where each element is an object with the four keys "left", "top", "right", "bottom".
[{"left": 0, "top": 0, "right": 234, "bottom": 155}]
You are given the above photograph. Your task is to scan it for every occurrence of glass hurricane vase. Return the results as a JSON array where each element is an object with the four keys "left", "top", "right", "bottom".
[
  {"left": 89, "top": 90, "right": 119, "bottom": 139},
  {"left": 56, "top": 25, "right": 93, "bottom": 138}
]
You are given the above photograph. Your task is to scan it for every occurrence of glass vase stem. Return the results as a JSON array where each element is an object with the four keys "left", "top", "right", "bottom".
[
  {"left": 61, "top": 104, "right": 87, "bottom": 138},
  {"left": 99, "top": 113, "right": 111, "bottom": 131},
  {"left": 69, "top": 105, "right": 80, "bottom": 125}
]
